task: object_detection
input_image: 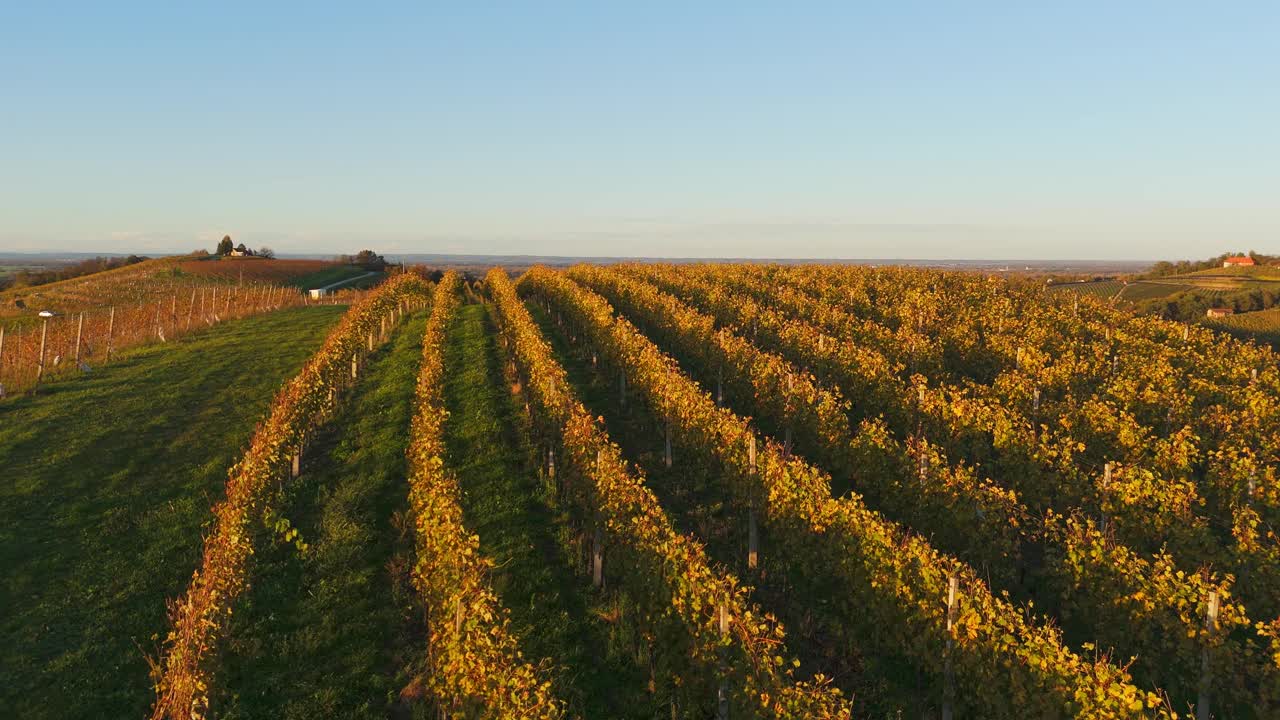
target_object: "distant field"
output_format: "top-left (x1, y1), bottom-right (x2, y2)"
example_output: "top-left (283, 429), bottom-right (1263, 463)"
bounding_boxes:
top-left (174, 257), bottom-right (340, 284)
top-left (1182, 265), bottom-right (1280, 281)
top-left (1046, 279), bottom-right (1124, 299)
top-left (286, 264), bottom-right (373, 290)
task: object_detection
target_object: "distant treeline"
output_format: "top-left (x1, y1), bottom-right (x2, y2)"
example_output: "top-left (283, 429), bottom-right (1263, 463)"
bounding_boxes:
top-left (1144, 251), bottom-right (1280, 278)
top-left (0, 255), bottom-right (149, 291)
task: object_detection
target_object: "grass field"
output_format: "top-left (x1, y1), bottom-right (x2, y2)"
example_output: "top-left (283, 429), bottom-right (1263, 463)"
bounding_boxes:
top-left (0, 305), bottom-right (346, 720)
top-left (287, 265), bottom-right (376, 290)
top-left (215, 309), bottom-right (427, 719)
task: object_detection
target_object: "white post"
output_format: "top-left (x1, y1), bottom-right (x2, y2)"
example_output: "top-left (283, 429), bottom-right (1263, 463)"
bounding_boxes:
top-left (1198, 591), bottom-right (1219, 720)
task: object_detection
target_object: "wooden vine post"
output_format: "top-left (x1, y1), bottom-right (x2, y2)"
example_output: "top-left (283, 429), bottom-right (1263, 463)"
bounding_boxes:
top-left (1101, 461), bottom-right (1112, 532)
top-left (1198, 590), bottom-right (1219, 720)
top-left (36, 314), bottom-right (49, 387)
top-left (105, 307), bottom-right (115, 361)
top-left (942, 574), bottom-right (959, 720)
top-left (592, 526), bottom-right (604, 587)
top-left (73, 313), bottom-right (84, 365)
top-left (291, 451), bottom-right (301, 479)
top-left (748, 434), bottom-right (758, 570)
top-left (717, 601), bottom-right (730, 720)
top-left (664, 423), bottom-right (672, 468)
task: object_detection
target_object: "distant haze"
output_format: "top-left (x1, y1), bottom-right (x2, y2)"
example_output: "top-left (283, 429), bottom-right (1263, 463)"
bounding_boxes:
top-left (2, 4), bottom-right (1276, 260)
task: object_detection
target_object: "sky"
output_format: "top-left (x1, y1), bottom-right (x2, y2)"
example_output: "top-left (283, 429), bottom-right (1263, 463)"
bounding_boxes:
top-left (1, 2), bottom-right (1276, 260)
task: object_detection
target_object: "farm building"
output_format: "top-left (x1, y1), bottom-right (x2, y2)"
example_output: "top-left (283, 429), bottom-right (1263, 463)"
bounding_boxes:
top-left (308, 288), bottom-right (329, 299)
top-left (1206, 307), bottom-right (1235, 318)
top-left (1223, 256), bottom-right (1256, 267)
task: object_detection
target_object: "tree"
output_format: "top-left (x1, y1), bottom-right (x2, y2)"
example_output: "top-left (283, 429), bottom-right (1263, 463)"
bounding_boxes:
top-left (351, 249), bottom-right (386, 270)
top-left (234, 243), bottom-right (252, 256)
top-left (217, 236), bottom-right (234, 256)
top-left (257, 246), bottom-right (276, 259)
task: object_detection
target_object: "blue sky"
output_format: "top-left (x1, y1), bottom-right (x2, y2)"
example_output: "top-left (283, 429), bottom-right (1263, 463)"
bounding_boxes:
top-left (1, 2), bottom-right (1276, 259)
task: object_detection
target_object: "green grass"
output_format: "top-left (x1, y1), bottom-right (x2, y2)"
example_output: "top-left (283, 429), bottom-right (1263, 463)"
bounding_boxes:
top-left (442, 302), bottom-right (655, 718)
top-left (290, 265), bottom-right (371, 290)
top-left (0, 304), bottom-right (346, 720)
top-left (215, 310), bottom-right (429, 719)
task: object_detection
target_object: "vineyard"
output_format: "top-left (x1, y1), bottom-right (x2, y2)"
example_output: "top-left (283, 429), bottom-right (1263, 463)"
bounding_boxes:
top-left (5, 262), bottom-right (1280, 719)
top-left (0, 258), bottom-right (373, 397)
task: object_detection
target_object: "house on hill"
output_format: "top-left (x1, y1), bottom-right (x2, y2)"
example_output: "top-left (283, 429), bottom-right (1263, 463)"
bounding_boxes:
top-left (1223, 256), bottom-right (1256, 268)
top-left (1206, 307), bottom-right (1235, 318)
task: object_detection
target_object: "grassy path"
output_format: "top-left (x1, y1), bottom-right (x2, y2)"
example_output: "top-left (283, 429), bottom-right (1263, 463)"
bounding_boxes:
top-left (441, 302), bottom-right (654, 719)
top-left (0, 305), bottom-right (346, 720)
top-left (215, 311), bottom-right (428, 719)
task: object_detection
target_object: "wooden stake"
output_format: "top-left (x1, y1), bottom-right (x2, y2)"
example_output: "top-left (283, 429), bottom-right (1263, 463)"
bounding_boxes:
top-left (592, 527), bottom-right (603, 587)
top-left (105, 307), bottom-right (115, 360)
top-left (748, 508), bottom-right (758, 570)
top-left (291, 452), bottom-right (301, 478)
top-left (664, 424), bottom-right (672, 468)
top-left (73, 313), bottom-right (84, 365)
top-left (718, 600), bottom-right (730, 719)
top-left (36, 317), bottom-right (49, 386)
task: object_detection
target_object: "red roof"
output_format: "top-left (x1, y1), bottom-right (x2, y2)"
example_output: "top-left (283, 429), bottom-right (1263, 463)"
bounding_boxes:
top-left (1224, 256), bottom-right (1256, 265)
